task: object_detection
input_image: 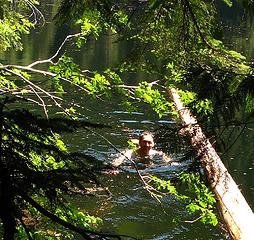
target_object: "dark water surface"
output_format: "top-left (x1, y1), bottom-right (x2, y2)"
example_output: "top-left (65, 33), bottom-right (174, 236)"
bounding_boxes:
top-left (2, 0), bottom-right (254, 239)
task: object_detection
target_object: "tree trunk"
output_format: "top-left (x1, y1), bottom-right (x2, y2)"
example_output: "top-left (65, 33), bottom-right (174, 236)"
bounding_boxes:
top-left (168, 88), bottom-right (254, 240)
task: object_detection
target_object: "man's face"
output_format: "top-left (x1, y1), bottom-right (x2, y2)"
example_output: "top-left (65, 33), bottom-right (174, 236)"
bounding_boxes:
top-left (139, 135), bottom-right (154, 154)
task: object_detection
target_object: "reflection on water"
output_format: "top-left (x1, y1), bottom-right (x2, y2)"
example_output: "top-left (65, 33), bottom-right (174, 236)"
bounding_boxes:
top-left (67, 111), bottom-right (226, 239)
top-left (73, 158), bottom-right (225, 240)
top-left (220, 124), bottom-right (254, 209)
top-left (62, 108), bottom-right (228, 239)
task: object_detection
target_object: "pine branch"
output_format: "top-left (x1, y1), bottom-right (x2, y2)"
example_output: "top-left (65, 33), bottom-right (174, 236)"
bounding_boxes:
top-left (18, 189), bottom-right (137, 240)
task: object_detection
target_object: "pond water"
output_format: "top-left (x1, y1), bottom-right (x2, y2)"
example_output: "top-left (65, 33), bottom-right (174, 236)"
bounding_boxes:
top-left (2, 0), bottom-right (254, 239)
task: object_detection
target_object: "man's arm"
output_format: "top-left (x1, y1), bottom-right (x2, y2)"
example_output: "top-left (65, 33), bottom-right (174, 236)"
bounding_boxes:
top-left (112, 149), bottom-right (133, 167)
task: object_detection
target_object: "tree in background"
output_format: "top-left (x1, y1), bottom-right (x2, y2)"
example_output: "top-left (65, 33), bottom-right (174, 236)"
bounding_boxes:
top-left (53, 0), bottom-right (254, 126)
top-left (1, 0), bottom-right (254, 239)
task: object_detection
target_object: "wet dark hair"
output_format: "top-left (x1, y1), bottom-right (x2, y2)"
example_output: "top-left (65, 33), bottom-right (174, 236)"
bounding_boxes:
top-left (139, 131), bottom-right (154, 142)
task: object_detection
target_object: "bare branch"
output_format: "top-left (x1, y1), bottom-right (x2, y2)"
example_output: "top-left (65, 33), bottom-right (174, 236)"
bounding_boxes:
top-left (0, 65), bottom-right (90, 94)
top-left (27, 33), bottom-right (83, 68)
top-left (29, 85), bottom-right (49, 118)
top-left (23, 0), bottom-right (45, 26)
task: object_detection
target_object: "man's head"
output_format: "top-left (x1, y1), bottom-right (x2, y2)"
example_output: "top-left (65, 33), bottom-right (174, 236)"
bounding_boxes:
top-left (139, 131), bottom-right (155, 155)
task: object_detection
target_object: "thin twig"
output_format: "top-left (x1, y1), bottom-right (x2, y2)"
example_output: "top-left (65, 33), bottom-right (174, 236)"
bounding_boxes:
top-left (184, 215), bottom-right (202, 224)
top-left (29, 85), bottom-right (48, 118)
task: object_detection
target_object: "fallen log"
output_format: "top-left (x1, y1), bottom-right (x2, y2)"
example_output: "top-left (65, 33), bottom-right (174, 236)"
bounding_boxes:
top-left (168, 88), bottom-right (254, 240)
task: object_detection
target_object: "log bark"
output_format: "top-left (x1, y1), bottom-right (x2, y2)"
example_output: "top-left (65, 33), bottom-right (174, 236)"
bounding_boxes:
top-left (168, 88), bottom-right (254, 240)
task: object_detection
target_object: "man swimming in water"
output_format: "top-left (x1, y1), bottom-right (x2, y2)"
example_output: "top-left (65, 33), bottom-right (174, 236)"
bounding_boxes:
top-left (112, 131), bottom-right (171, 167)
